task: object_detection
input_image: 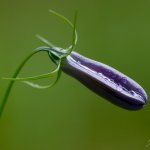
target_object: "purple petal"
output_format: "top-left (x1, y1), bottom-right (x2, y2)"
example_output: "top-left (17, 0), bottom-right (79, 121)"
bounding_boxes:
top-left (61, 51), bottom-right (148, 110)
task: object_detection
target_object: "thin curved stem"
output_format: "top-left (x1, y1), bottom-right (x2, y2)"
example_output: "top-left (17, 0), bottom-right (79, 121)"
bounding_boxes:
top-left (0, 50), bottom-right (46, 117)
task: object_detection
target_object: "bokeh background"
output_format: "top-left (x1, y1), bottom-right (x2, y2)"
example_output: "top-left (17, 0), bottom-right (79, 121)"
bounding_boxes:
top-left (0, 0), bottom-right (150, 150)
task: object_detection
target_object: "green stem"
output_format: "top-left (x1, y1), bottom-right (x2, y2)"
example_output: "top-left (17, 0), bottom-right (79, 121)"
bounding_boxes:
top-left (0, 50), bottom-right (43, 117)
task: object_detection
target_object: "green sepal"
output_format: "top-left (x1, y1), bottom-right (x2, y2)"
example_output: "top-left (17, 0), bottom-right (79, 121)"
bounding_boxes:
top-left (36, 46), bottom-right (68, 65)
top-left (22, 69), bottom-right (61, 89)
top-left (2, 63), bottom-right (60, 81)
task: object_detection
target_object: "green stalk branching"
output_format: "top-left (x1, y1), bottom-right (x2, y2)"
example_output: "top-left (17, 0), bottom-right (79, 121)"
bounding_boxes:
top-left (0, 9), bottom-right (78, 117)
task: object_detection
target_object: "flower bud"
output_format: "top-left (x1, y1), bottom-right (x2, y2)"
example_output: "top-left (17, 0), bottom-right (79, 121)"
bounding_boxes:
top-left (62, 51), bottom-right (148, 110)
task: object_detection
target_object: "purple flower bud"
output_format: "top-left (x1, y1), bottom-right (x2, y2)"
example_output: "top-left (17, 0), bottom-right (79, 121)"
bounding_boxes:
top-left (62, 51), bottom-right (148, 110)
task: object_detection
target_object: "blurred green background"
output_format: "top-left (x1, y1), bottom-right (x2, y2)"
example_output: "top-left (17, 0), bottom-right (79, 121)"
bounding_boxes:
top-left (0, 0), bottom-right (150, 150)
